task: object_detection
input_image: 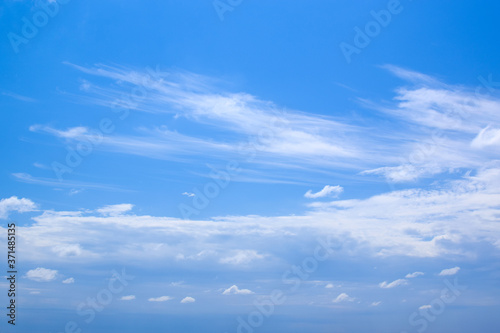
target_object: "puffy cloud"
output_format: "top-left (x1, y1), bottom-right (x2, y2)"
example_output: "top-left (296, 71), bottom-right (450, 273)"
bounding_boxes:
top-left (332, 293), bottom-right (354, 303)
top-left (438, 267), bottom-right (460, 276)
top-left (182, 192), bottom-right (195, 197)
top-left (406, 272), bottom-right (424, 279)
top-left (0, 196), bottom-right (36, 219)
top-left (62, 277), bottom-right (75, 284)
top-left (121, 295), bottom-right (136, 301)
top-left (148, 296), bottom-right (173, 302)
top-left (371, 301), bottom-right (382, 306)
top-left (222, 285), bottom-right (254, 295)
top-left (419, 305), bottom-right (432, 310)
top-left (25, 268), bottom-right (58, 282)
top-left (325, 283), bottom-right (335, 289)
top-left (379, 279), bottom-right (408, 289)
top-left (181, 297), bottom-right (195, 303)
top-left (304, 185), bottom-right (343, 199)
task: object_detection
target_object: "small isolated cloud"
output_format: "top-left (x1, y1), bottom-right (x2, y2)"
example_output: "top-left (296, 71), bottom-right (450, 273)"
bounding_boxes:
top-left (170, 281), bottom-right (184, 286)
top-left (182, 192), bottom-right (195, 197)
top-left (222, 285), bottom-right (254, 295)
top-left (325, 283), bottom-right (335, 289)
top-left (62, 277), bottom-right (75, 284)
top-left (96, 204), bottom-right (133, 216)
top-left (148, 296), bottom-right (173, 302)
top-left (406, 272), bottom-right (425, 279)
top-left (219, 250), bottom-right (265, 265)
top-left (332, 293), bottom-right (354, 303)
top-left (438, 267), bottom-right (460, 276)
top-left (304, 185), bottom-right (343, 199)
top-left (0, 196), bottom-right (37, 219)
top-left (379, 279), bottom-right (408, 289)
top-left (419, 305), bottom-right (432, 310)
top-left (121, 295), bottom-right (136, 301)
top-left (371, 301), bottom-right (382, 307)
top-left (25, 268), bottom-right (58, 282)
top-left (181, 296), bottom-right (195, 303)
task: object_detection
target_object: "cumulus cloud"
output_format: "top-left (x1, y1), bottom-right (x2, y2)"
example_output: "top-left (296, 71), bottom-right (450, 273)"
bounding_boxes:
top-left (0, 196), bottom-right (36, 219)
top-left (148, 296), bottom-right (173, 302)
top-left (304, 185), bottom-right (343, 199)
top-left (121, 295), bottom-right (136, 301)
top-left (182, 192), bottom-right (195, 197)
top-left (419, 305), bottom-right (432, 310)
top-left (332, 293), bottom-right (355, 303)
top-left (97, 204), bottom-right (133, 216)
top-left (62, 277), bottom-right (75, 284)
top-left (25, 268), bottom-right (58, 282)
top-left (181, 297), bottom-right (195, 303)
top-left (222, 285), bottom-right (254, 295)
top-left (406, 272), bottom-right (424, 279)
top-left (379, 279), bottom-right (408, 289)
top-left (438, 267), bottom-right (460, 276)
top-left (325, 283), bottom-right (335, 289)
top-left (371, 301), bottom-right (382, 306)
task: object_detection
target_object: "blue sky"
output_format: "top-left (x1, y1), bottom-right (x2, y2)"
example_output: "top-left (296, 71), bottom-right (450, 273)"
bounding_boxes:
top-left (1, 0), bottom-right (500, 332)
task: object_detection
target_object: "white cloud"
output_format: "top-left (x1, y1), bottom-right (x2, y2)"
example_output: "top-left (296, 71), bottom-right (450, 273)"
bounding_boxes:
top-left (304, 185), bottom-right (343, 199)
top-left (438, 267), bottom-right (460, 276)
top-left (62, 277), bottom-right (75, 284)
top-left (52, 244), bottom-right (83, 257)
top-left (148, 296), bottom-right (173, 302)
top-left (181, 297), bottom-right (195, 303)
top-left (371, 301), bottom-right (382, 306)
top-left (471, 126), bottom-right (500, 148)
top-left (97, 204), bottom-right (134, 216)
top-left (406, 272), bottom-right (424, 279)
top-left (379, 279), bottom-right (408, 289)
top-left (419, 305), bottom-right (432, 310)
top-left (325, 283), bottom-right (335, 289)
top-left (219, 250), bottom-right (265, 265)
top-left (332, 293), bottom-right (354, 303)
top-left (222, 285), bottom-right (254, 295)
top-left (25, 268), bottom-right (58, 282)
top-left (182, 192), bottom-right (195, 197)
top-left (0, 196), bottom-right (36, 219)
top-left (121, 295), bottom-right (136, 301)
